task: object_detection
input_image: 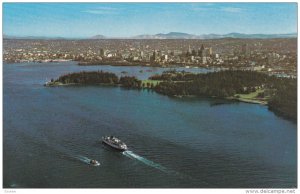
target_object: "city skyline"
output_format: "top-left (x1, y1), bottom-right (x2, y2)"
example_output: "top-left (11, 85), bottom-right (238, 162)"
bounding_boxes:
top-left (3, 3), bottom-right (297, 38)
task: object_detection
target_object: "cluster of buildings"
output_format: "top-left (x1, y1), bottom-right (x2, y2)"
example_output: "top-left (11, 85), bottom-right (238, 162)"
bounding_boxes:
top-left (148, 45), bottom-right (213, 65)
top-left (3, 38), bottom-right (297, 77)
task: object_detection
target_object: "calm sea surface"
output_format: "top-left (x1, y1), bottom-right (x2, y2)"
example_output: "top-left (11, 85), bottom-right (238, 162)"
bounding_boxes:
top-left (3, 62), bottom-right (297, 188)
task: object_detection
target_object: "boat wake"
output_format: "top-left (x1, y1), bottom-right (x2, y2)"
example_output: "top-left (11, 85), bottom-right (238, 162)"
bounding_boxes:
top-left (10, 183), bottom-right (21, 188)
top-left (123, 151), bottom-right (201, 183)
top-left (122, 151), bottom-right (168, 173)
top-left (73, 155), bottom-right (94, 165)
top-left (16, 130), bottom-right (100, 167)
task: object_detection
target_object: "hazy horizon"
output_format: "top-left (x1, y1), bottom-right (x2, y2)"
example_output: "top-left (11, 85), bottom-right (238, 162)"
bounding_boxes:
top-left (3, 3), bottom-right (297, 38)
top-left (3, 31), bottom-right (298, 39)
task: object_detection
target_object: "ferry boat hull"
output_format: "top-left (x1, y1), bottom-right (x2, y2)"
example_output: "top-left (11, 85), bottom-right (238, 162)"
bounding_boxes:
top-left (102, 138), bottom-right (128, 151)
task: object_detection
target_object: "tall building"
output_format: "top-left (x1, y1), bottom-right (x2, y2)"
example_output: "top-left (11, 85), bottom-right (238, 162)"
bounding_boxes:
top-left (140, 51), bottom-right (144, 58)
top-left (198, 44), bottom-right (205, 57)
top-left (188, 45), bottom-right (192, 54)
top-left (202, 57), bottom-right (207, 64)
top-left (163, 54), bottom-right (168, 61)
top-left (151, 50), bottom-right (158, 62)
top-left (99, 48), bottom-right (105, 57)
top-left (209, 47), bottom-right (213, 56)
top-left (241, 44), bottom-right (250, 57)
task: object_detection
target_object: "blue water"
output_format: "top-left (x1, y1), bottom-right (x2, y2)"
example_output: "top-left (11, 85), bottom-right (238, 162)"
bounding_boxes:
top-left (3, 62), bottom-right (297, 188)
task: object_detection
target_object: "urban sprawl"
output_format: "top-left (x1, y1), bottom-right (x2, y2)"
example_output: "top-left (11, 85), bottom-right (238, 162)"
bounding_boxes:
top-left (3, 38), bottom-right (297, 77)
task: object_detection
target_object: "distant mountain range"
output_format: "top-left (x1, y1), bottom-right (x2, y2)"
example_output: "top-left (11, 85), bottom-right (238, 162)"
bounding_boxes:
top-left (130, 32), bottom-right (298, 39)
top-left (4, 32), bottom-right (297, 40)
top-left (131, 32), bottom-right (200, 39)
top-left (90, 35), bottom-right (106, 39)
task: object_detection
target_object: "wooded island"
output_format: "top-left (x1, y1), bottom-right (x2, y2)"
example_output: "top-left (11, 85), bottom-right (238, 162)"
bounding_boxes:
top-left (45, 70), bottom-right (297, 122)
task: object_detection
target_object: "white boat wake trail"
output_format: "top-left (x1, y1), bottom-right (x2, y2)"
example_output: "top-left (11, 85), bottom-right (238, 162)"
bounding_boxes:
top-left (123, 151), bottom-right (168, 173)
top-left (123, 150), bottom-right (205, 184)
top-left (73, 155), bottom-right (92, 165)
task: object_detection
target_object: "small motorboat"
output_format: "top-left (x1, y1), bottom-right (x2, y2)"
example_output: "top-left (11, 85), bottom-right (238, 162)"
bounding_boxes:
top-left (90, 159), bottom-right (100, 166)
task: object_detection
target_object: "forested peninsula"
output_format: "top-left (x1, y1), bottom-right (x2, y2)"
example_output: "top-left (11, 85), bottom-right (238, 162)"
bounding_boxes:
top-left (45, 70), bottom-right (297, 122)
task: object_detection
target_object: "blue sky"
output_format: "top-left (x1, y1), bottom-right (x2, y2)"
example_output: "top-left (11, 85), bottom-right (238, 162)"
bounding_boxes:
top-left (3, 3), bottom-right (297, 38)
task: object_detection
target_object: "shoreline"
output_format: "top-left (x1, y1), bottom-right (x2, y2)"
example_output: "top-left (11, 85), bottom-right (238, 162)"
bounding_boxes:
top-left (173, 94), bottom-right (267, 105)
top-left (226, 96), bottom-right (268, 105)
top-left (45, 81), bottom-right (267, 106)
top-left (44, 82), bottom-right (117, 87)
top-left (77, 60), bottom-right (213, 68)
top-left (4, 61), bottom-right (296, 79)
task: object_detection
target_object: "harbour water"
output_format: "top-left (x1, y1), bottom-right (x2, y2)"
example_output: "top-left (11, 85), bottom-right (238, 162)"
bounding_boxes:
top-left (3, 62), bottom-right (297, 188)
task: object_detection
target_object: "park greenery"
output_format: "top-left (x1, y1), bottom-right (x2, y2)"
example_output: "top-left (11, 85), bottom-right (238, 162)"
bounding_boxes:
top-left (55, 71), bottom-right (119, 85)
top-left (47, 70), bottom-right (297, 122)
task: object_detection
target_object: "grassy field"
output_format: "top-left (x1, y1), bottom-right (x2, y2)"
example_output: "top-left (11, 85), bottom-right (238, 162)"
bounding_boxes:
top-left (230, 88), bottom-right (269, 105)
